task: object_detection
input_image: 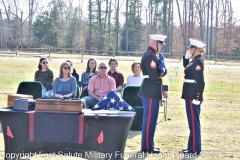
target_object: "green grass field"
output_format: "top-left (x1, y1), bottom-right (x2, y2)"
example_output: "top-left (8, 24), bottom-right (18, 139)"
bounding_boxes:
top-left (0, 53), bottom-right (240, 160)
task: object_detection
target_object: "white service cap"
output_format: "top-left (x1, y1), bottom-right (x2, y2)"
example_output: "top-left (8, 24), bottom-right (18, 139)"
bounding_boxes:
top-left (188, 39), bottom-right (206, 49)
top-left (149, 34), bottom-right (167, 44)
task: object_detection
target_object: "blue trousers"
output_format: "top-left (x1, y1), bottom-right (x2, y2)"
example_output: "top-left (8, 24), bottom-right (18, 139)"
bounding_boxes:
top-left (185, 100), bottom-right (202, 153)
top-left (141, 97), bottom-right (160, 150)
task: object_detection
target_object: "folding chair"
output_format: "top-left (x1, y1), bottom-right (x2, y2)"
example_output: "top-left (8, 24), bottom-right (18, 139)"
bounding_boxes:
top-left (75, 85), bottom-right (80, 99)
top-left (162, 85), bottom-right (168, 121)
top-left (122, 86), bottom-right (143, 131)
top-left (17, 81), bottom-right (43, 100)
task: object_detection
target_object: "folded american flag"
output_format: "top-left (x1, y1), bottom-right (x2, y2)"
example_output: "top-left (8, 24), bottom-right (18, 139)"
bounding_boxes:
top-left (159, 53), bottom-right (167, 74)
top-left (91, 90), bottom-right (135, 111)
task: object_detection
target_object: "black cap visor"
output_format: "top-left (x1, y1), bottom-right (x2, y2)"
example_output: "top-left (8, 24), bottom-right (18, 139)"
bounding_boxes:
top-left (187, 45), bottom-right (197, 49)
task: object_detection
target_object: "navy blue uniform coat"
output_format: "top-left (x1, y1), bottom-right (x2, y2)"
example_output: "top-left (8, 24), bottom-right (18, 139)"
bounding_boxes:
top-left (138, 47), bottom-right (162, 99)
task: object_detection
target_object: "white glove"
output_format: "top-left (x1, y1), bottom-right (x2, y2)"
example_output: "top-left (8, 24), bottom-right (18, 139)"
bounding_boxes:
top-left (185, 49), bottom-right (191, 59)
top-left (192, 99), bottom-right (201, 105)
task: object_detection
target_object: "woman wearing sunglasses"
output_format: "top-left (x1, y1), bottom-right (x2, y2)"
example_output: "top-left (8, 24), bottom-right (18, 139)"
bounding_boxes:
top-left (34, 57), bottom-right (54, 98)
top-left (53, 62), bottom-right (77, 99)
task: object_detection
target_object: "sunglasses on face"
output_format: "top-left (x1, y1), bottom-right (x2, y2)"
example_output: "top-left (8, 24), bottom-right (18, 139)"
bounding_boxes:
top-left (63, 66), bottom-right (71, 70)
top-left (42, 61), bottom-right (48, 64)
top-left (99, 66), bottom-right (107, 69)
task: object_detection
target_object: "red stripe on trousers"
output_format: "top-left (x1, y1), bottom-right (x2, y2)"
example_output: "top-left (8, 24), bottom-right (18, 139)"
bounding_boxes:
top-left (78, 115), bottom-right (84, 144)
top-left (146, 98), bottom-right (152, 150)
top-left (190, 100), bottom-right (196, 152)
top-left (29, 112), bottom-right (34, 142)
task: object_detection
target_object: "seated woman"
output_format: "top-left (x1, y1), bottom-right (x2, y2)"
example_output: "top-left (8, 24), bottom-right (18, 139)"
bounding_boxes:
top-left (81, 58), bottom-right (99, 89)
top-left (126, 62), bottom-right (144, 86)
top-left (34, 57), bottom-right (54, 98)
top-left (80, 58), bottom-right (98, 98)
top-left (53, 62), bottom-right (77, 99)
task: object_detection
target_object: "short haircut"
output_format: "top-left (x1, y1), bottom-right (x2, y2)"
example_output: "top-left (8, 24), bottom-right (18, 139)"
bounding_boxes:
top-left (108, 59), bottom-right (118, 65)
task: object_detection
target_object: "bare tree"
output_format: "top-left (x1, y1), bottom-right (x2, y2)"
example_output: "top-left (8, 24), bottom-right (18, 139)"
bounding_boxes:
top-left (176, 0), bottom-right (185, 47)
top-left (125, 0), bottom-right (129, 52)
top-left (1, 0), bottom-right (11, 23)
top-left (28, 0), bottom-right (38, 48)
top-left (8, 0), bottom-right (30, 48)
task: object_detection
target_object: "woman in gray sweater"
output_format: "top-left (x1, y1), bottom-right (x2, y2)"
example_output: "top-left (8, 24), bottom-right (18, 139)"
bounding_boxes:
top-left (53, 62), bottom-right (77, 99)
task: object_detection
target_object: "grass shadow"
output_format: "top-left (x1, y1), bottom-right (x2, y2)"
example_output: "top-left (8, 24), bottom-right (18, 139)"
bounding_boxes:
top-left (127, 130), bottom-right (142, 139)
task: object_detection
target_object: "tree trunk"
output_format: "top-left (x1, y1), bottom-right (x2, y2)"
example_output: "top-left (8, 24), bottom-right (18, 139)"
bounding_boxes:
top-left (97, 0), bottom-right (103, 53)
top-left (88, 0), bottom-right (92, 54)
top-left (28, 0), bottom-right (36, 48)
top-left (184, 0), bottom-right (187, 50)
top-left (108, 0), bottom-right (111, 53)
top-left (209, 0), bottom-right (214, 58)
top-left (132, 0), bottom-right (136, 51)
top-left (115, 0), bottom-right (119, 54)
top-left (176, 0), bottom-right (184, 45)
top-left (163, 0), bottom-right (167, 53)
top-left (1, 0), bottom-right (10, 23)
top-left (206, 0), bottom-right (210, 58)
top-left (125, 0), bottom-right (129, 52)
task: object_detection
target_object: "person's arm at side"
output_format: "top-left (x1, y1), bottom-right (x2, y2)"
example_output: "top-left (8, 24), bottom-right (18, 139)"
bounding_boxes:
top-left (81, 72), bottom-right (88, 87)
top-left (109, 77), bottom-right (116, 91)
top-left (46, 70), bottom-right (54, 90)
top-left (126, 75), bottom-right (130, 86)
top-left (34, 71), bottom-right (38, 81)
top-left (87, 76), bottom-right (101, 101)
top-left (53, 78), bottom-right (62, 98)
top-left (116, 73), bottom-right (124, 91)
top-left (192, 59), bottom-right (205, 102)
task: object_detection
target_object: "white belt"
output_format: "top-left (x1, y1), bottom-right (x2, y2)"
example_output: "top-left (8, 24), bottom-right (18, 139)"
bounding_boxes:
top-left (143, 75), bottom-right (149, 78)
top-left (184, 79), bottom-right (196, 83)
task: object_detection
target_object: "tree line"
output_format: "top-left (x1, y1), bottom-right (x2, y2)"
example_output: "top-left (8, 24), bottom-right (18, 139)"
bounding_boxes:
top-left (0, 0), bottom-right (239, 58)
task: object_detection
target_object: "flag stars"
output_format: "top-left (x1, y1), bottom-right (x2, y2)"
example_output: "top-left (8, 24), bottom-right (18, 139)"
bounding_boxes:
top-left (128, 106), bottom-right (133, 110)
top-left (119, 106), bottom-right (124, 110)
top-left (119, 98), bottom-right (124, 103)
top-left (91, 90), bottom-right (135, 111)
top-left (103, 96), bottom-right (108, 100)
top-left (93, 104), bottom-right (99, 109)
top-left (110, 98), bottom-right (116, 104)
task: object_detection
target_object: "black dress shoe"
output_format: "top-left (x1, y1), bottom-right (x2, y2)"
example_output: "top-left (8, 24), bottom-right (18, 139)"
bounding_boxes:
top-left (142, 148), bottom-right (160, 154)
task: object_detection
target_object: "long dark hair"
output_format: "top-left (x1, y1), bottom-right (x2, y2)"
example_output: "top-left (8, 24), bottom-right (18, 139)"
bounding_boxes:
top-left (38, 58), bottom-right (48, 70)
top-left (86, 58), bottom-right (97, 73)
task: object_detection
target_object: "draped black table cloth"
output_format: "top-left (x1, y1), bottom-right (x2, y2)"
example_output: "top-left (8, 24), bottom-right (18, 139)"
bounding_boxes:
top-left (0, 107), bottom-right (135, 160)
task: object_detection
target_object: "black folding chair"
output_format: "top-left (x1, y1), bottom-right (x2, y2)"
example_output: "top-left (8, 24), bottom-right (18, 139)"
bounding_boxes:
top-left (17, 81), bottom-right (43, 100)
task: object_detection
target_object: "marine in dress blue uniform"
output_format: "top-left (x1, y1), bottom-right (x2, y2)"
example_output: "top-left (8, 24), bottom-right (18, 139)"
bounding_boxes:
top-left (138, 34), bottom-right (167, 154)
top-left (181, 39), bottom-right (206, 155)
